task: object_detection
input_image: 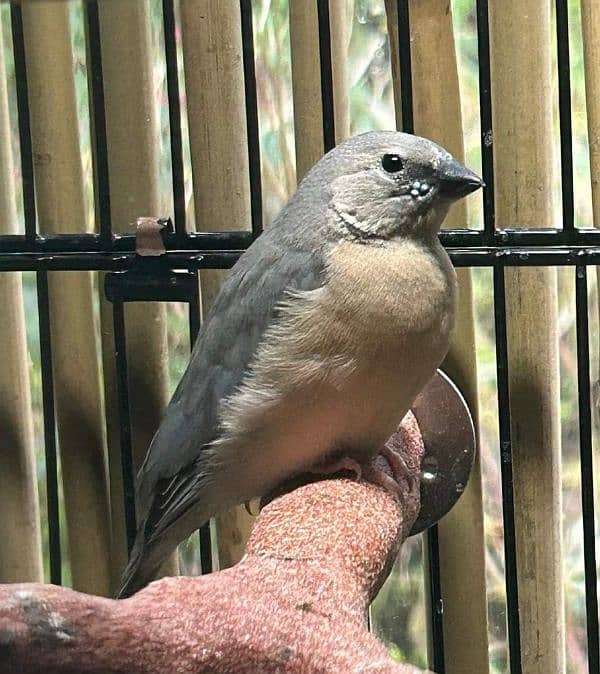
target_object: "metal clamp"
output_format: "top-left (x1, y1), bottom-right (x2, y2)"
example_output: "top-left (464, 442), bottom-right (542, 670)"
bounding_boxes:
top-left (104, 217), bottom-right (198, 303)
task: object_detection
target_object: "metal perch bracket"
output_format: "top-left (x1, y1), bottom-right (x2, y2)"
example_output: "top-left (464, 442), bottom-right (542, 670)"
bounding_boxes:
top-left (409, 369), bottom-right (476, 535)
top-left (104, 216), bottom-right (198, 303)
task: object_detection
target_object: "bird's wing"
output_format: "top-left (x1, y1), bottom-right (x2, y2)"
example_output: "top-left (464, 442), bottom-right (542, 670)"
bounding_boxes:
top-left (135, 231), bottom-right (328, 532)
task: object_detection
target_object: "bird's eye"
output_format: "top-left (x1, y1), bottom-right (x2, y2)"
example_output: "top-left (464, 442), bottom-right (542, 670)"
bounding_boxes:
top-left (381, 153), bottom-right (404, 173)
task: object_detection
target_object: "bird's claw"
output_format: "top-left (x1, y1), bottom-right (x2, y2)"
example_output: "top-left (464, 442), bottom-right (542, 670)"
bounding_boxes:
top-left (362, 444), bottom-right (419, 501)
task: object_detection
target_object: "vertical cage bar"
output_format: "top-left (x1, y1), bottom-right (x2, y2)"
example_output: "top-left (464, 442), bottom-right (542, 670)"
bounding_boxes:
top-left (316, 0), bottom-right (335, 152)
top-left (574, 265), bottom-right (600, 673)
top-left (188, 276), bottom-right (212, 574)
top-left (240, 0), bottom-right (263, 237)
top-left (9, 4), bottom-right (36, 242)
top-left (475, 0), bottom-right (495, 239)
top-left (188, 276), bottom-right (201, 343)
top-left (555, 0), bottom-right (575, 234)
top-left (37, 270), bottom-right (61, 585)
top-left (83, 0), bottom-right (112, 246)
top-left (112, 301), bottom-right (137, 554)
top-left (396, 0), bottom-right (413, 134)
top-left (162, 0), bottom-right (186, 238)
top-left (426, 525), bottom-right (445, 673)
top-left (493, 264), bottom-right (522, 674)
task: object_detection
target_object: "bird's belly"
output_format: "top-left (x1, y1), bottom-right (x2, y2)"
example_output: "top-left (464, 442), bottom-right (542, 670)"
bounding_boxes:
top-left (237, 343), bottom-right (441, 497)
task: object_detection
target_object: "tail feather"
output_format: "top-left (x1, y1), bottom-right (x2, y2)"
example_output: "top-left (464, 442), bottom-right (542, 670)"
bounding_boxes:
top-left (117, 503), bottom-right (216, 598)
top-left (116, 522), bottom-right (165, 599)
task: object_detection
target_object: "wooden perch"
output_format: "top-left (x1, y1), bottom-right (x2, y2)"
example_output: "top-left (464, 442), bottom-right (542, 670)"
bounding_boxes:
top-left (0, 413), bottom-right (429, 674)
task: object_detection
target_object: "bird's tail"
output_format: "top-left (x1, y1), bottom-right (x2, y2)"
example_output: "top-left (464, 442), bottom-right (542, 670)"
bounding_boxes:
top-left (116, 522), bottom-right (166, 599)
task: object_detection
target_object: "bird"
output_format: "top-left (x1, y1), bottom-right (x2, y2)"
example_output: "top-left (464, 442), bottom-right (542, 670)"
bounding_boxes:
top-left (118, 130), bottom-right (482, 598)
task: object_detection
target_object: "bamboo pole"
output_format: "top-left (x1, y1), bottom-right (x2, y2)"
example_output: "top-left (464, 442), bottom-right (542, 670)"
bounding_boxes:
top-left (179, 0), bottom-right (256, 568)
top-left (0, 24), bottom-right (42, 584)
top-left (96, 0), bottom-right (176, 590)
top-left (20, 2), bottom-right (111, 596)
top-left (582, 1), bottom-right (600, 229)
top-left (489, 2), bottom-right (565, 672)
top-left (289, 0), bottom-right (352, 181)
top-left (581, 1), bottom-right (600, 412)
top-left (384, 2), bottom-right (489, 671)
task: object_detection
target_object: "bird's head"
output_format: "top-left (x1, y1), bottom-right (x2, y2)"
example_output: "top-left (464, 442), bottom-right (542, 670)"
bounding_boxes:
top-left (303, 131), bottom-right (483, 243)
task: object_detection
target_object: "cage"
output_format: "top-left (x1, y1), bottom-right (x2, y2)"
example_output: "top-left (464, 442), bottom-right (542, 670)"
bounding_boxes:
top-left (0, 1), bottom-right (598, 673)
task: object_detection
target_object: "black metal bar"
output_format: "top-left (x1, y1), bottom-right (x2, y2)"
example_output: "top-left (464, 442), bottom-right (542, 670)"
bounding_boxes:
top-left (112, 301), bottom-right (137, 554)
top-left (574, 265), bottom-right (600, 673)
top-left (0, 251), bottom-right (236, 272)
top-left (475, 0), bottom-right (495, 240)
top-left (395, 0), bottom-right (442, 663)
top-left (162, 0), bottom-right (186, 238)
top-left (187, 278), bottom-right (212, 574)
top-left (426, 525), bottom-right (445, 673)
top-left (10, 4), bottom-right (36, 242)
top-left (555, 0), bottom-right (575, 234)
top-left (13, 244), bottom-right (600, 271)
top-left (13, 225), bottom-right (600, 256)
top-left (240, 0), bottom-right (263, 237)
top-left (0, 230), bottom-right (253, 253)
top-left (36, 271), bottom-right (61, 585)
top-left (396, 0), bottom-right (414, 134)
top-left (83, 1), bottom-right (112, 247)
top-left (316, 0), bottom-right (335, 151)
top-left (188, 273), bottom-right (201, 343)
top-left (493, 266), bottom-right (522, 674)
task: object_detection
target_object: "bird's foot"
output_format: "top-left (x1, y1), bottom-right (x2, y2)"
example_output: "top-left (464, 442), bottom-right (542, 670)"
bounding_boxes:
top-left (362, 443), bottom-right (419, 501)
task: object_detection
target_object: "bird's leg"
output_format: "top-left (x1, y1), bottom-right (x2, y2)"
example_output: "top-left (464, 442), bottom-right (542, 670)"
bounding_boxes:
top-left (307, 455), bottom-right (363, 481)
top-left (362, 443), bottom-right (419, 501)
top-left (257, 456), bottom-right (363, 512)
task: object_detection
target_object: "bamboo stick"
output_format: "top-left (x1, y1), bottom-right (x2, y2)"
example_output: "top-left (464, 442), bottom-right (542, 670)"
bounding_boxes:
top-left (582, 1), bottom-right (600, 229)
top-left (489, 2), bottom-right (565, 672)
top-left (179, 0), bottom-right (255, 568)
top-left (580, 1), bottom-right (600, 416)
top-left (384, 2), bottom-right (489, 670)
top-left (20, 1), bottom-right (111, 596)
top-left (96, 0), bottom-right (176, 590)
top-left (0, 24), bottom-right (42, 584)
top-left (289, 0), bottom-right (352, 181)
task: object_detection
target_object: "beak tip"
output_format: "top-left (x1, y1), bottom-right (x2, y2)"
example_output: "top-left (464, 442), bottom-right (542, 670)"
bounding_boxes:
top-left (439, 161), bottom-right (484, 199)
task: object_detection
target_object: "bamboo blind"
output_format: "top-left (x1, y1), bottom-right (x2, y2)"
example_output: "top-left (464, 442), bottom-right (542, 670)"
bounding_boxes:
top-left (489, 2), bottom-right (565, 672)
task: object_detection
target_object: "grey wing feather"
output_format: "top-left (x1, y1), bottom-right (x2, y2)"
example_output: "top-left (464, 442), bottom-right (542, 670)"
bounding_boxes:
top-left (135, 227), bottom-right (328, 533)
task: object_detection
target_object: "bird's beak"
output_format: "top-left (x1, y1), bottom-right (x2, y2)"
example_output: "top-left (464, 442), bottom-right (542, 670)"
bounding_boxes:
top-left (438, 157), bottom-right (484, 199)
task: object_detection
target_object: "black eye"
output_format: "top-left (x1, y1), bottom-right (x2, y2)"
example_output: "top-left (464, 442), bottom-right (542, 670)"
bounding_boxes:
top-left (381, 153), bottom-right (404, 173)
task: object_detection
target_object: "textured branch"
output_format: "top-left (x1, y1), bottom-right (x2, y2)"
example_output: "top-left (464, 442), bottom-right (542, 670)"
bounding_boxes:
top-left (1, 413), bottom-right (429, 674)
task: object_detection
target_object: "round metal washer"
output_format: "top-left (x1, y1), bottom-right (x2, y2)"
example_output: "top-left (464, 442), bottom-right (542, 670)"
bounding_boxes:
top-left (408, 369), bottom-right (476, 536)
